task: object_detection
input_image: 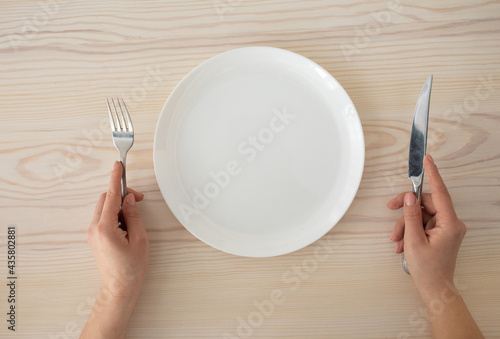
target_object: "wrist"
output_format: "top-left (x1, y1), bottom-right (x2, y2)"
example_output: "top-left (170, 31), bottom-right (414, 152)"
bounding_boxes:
top-left (98, 284), bottom-right (142, 310)
top-left (416, 278), bottom-right (460, 307)
top-left (81, 286), bottom-right (141, 339)
top-left (101, 275), bottom-right (144, 300)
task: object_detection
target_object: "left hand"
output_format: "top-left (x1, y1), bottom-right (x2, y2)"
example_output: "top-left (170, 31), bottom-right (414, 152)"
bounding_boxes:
top-left (87, 161), bottom-right (150, 300)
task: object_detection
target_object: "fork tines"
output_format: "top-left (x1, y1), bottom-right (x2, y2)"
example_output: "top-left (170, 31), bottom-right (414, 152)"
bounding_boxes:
top-left (106, 97), bottom-right (133, 132)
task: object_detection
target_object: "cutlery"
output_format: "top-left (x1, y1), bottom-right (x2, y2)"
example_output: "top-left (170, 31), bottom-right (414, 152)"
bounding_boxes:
top-left (403, 75), bottom-right (433, 274)
top-left (107, 97), bottom-right (134, 230)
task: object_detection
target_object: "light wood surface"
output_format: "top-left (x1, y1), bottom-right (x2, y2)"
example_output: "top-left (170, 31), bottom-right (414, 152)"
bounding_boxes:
top-left (1, 0), bottom-right (499, 338)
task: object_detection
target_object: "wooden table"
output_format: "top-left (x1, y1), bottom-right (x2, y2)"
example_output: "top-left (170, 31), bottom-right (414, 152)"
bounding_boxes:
top-left (1, 1), bottom-right (499, 338)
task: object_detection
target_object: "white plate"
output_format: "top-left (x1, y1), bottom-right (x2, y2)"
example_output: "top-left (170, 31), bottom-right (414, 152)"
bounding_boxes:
top-left (154, 47), bottom-right (364, 257)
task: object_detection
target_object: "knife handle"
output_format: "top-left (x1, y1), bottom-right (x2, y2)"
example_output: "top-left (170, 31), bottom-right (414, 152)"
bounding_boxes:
top-left (403, 174), bottom-right (425, 275)
top-left (412, 179), bottom-right (423, 203)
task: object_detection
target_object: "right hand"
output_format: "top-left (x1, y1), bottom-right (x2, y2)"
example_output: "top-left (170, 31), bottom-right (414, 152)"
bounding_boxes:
top-left (387, 154), bottom-right (467, 301)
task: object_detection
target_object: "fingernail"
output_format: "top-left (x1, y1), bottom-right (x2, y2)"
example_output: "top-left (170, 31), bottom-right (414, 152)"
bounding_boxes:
top-left (394, 243), bottom-right (399, 253)
top-left (427, 154), bottom-right (434, 164)
top-left (404, 193), bottom-right (417, 206)
top-left (390, 229), bottom-right (395, 240)
top-left (113, 161), bottom-right (119, 169)
top-left (126, 194), bottom-right (136, 205)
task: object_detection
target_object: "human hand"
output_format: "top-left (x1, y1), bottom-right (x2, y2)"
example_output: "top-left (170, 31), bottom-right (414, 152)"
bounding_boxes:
top-left (87, 161), bottom-right (150, 300)
top-left (82, 161), bottom-right (149, 339)
top-left (387, 154), bottom-right (467, 302)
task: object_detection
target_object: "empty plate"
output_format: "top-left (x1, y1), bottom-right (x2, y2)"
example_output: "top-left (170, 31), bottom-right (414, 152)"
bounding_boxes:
top-left (154, 46), bottom-right (364, 257)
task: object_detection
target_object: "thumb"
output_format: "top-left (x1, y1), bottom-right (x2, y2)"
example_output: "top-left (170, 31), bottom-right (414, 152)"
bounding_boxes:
top-left (123, 193), bottom-right (146, 241)
top-left (403, 192), bottom-right (427, 246)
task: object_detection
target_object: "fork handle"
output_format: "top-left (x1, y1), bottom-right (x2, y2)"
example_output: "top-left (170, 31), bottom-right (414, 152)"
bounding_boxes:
top-left (120, 155), bottom-right (128, 201)
top-left (119, 155), bottom-right (127, 231)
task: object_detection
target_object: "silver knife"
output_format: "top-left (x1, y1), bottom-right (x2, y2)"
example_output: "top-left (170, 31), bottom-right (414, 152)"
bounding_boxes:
top-left (402, 75), bottom-right (433, 275)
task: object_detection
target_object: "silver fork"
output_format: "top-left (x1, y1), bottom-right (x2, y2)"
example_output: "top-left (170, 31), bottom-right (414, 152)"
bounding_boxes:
top-left (107, 98), bottom-right (134, 228)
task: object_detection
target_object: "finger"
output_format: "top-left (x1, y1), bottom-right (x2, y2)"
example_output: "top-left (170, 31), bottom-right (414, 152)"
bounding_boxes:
top-left (127, 187), bottom-right (144, 202)
top-left (91, 193), bottom-right (107, 226)
top-left (387, 192), bottom-right (406, 210)
top-left (101, 161), bottom-right (123, 226)
top-left (122, 193), bottom-right (148, 245)
top-left (391, 216), bottom-right (405, 242)
top-left (395, 238), bottom-right (404, 254)
top-left (424, 155), bottom-right (457, 218)
top-left (421, 193), bottom-right (437, 215)
top-left (388, 191), bottom-right (436, 212)
top-left (391, 209), bottom-right (434, 243)
top-left (425, 216), bottom-right (437, 232)
top-left (422, 210), bottom-right (433, 225)
top-left (403, 192), bottom-right (427, 245)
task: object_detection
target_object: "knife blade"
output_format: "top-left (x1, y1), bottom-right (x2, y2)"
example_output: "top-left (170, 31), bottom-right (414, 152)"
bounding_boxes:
top-left (403, 75), bottom-right (433, 275)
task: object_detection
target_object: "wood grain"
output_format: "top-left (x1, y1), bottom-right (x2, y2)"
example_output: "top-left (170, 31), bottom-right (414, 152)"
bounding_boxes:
top-left (0, 0), bottom-right (499, 338)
